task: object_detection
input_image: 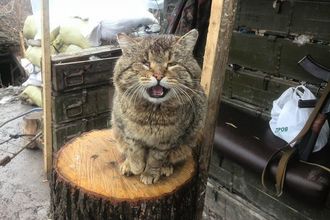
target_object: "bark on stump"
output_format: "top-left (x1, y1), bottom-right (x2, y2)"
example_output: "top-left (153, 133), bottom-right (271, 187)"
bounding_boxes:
top-left (51, 129), bottom-right (197, 220)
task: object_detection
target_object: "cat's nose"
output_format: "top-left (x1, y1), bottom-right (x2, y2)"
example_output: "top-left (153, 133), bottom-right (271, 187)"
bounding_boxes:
top-left (153, 72), bottom-right (163, 81)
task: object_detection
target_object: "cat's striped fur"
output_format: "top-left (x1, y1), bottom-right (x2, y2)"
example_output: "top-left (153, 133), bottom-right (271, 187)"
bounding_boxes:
top-left (111, 29), bottom-right (207, 184)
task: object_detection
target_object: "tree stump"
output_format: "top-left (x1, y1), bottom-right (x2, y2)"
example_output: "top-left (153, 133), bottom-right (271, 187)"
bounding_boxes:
top-left (51, 129), bottom-right (197, 220)
top-left (22, 111), bottom-right (43, 149)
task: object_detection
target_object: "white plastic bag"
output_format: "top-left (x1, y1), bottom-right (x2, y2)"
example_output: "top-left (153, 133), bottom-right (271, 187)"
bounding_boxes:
top-left (269, 85), bottom-right (329, 152)
top-left (22, 72), bottom-right (42, 87)
top-left (88, 4), bottom-right (158, 45)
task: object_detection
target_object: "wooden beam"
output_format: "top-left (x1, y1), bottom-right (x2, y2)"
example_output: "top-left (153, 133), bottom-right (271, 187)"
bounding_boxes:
top-left (19, 31), bottom-right (26, 57)
top-left (196, 0), bottom-right (238, 218)
top-left (41, 0), bottom-right (52, 175)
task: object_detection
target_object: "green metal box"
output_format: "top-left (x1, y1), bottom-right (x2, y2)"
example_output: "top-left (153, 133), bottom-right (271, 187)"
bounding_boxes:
top-left (52, 112), bottom-right (111, 151)
top-left (52, 85), bottom-right (114, 124)
top-left (52, 56), bottom-right (118, 93)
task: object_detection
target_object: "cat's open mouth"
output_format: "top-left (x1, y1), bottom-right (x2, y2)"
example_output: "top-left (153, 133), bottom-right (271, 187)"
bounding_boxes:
top-left (147, 85), bottom-right (169, 98)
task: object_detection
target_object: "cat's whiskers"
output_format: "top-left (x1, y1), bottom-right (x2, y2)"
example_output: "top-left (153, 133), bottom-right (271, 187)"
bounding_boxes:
top-left (171, 88), bottom-right (184, 105)
top-left (128, 84), bottom-right (142, 105)
top-left (177, 86), bottom-right (194, 105)
top-left (178, 86), bottom-right (200, 114)
top-left (121, 83), bottom-right (142, 106)
top-left (132, 85), bottom-right (144, 106)
top-left (121, 84), bottom-right (139, 102)
top-left (172, 85), bottom-right (196, 113)
top-left (120, 86), bottom-right (133, 102)
top-left (164, 81), bottom-right (193, 106)
top-left (178, 83), bottom-right (204, 98)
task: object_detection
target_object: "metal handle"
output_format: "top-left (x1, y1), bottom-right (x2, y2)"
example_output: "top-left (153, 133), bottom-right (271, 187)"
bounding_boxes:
top-left (65, 101), bottom-right (83, 118)
top-left (64, 69), bottom-right (84, 87)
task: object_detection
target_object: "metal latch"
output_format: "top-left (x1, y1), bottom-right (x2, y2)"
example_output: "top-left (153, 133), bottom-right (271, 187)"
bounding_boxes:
top-left (65, 101), bottom-right (83, 118)
top-left (64, 90), bottom-right (88, 118)
top-left (63, 64), bottom-right (91, 87)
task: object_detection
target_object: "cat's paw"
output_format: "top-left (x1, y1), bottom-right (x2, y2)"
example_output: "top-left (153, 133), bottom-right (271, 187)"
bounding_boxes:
top-left (168, 145), bottom-right (190, 164)
top-left (161, 165), bottom-right (173, 177)
top-left (130, 160), bottom-right (145, 175)
top-left (140, 170), bottom-right (161, 184)
top-left (119, 160), bottom-right (132, 176)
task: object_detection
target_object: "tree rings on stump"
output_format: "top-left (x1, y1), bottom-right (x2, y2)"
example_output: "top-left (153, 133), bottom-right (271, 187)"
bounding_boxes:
top-left (51, 129), bottom-right (197, 220)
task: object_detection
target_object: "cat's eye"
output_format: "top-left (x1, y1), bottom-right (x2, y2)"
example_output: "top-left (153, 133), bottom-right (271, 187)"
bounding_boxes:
top-left (142, 60), bottom-right (150, 67)
top-left (167, 62), bottom-right (177, 68)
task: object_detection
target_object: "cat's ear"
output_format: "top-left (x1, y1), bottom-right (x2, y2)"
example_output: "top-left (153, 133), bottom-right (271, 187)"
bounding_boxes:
top-left (117, 33), bottom-right (137, 54)
top-left (176, 29), bottom-right (199, 51)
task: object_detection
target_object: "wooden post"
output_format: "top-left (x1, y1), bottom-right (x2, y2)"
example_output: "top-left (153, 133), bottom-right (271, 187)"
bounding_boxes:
top-left (19, 31), bottom-right (26, 57)
top-left (51, 130), bottom-right (197, 219)
top-left (41, 0), bottom-right (53, 174)
top-left (196, 0), bottom-right (238, 218)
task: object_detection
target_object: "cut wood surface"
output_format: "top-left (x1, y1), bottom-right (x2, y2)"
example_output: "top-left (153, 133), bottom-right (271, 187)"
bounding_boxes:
top-left (22, 111), bottom-right (42, 149)
top-left (51, 129), bottom-right (197, 219)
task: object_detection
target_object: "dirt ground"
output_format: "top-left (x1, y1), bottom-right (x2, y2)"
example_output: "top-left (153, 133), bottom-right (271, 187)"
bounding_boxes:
top-left (0, 87), bottom-right (49, 220)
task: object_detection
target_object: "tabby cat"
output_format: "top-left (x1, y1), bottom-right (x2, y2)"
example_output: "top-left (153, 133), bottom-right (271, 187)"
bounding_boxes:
top-left (111, 29), bottom-right (207, 184)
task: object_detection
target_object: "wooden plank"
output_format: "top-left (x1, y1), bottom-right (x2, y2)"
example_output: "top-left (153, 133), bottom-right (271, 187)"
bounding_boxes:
top-left (196, 0), bottom-right (238, 219)
top-left (19, 31), bottom-right (26, 56)
top-left (41, 0), bottom-right (52, 174)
